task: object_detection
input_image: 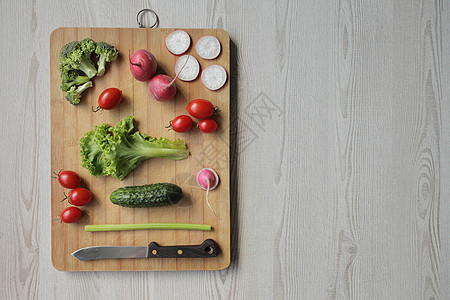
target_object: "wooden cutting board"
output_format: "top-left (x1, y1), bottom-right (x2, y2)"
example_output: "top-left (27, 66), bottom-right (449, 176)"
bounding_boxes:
top-left (50, 27), bottom-right (230, 271)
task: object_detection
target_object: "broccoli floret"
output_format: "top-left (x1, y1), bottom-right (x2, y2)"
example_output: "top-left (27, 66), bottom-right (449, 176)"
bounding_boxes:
top-left (65, 81), bottom-right (93, 105)
top-left (95, 42), bottom-right (119, 76)
top-left (59, 40), bottom-right (97, 78)
top-left (60, 69), bottom-right (90, 91)
top-left (80, 116), bottom-right (189, 180)
top-left (80, 38), bottom-right (96, 54)
top-left (58, 38), bottom-right (120, 105)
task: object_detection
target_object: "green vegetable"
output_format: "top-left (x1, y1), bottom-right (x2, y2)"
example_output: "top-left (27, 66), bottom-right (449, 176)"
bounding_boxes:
top-left (110, 183), bottom-right (184, 207)
top-left (60, 69), bottom-right (90, 92)
top-left (59, 40), bottom-right (97, 79)
top-left (95, 42), bottom-right (119, 76)
top-left (80, 116), bottom-right (189, 180)
top-left (64, 81), bottom-right (93, 104)
top-left (85, 223), bottom-right (211, 232)
top-left (58, 38), bottom-right (119, 104)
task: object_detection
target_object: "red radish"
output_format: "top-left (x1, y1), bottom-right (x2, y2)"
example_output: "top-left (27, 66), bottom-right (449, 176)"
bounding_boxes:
top-left (196, 36), bottom-right (221, 60)
top-left (196, 168), bottom-right (219, 190)
top-left (201, 64), bottom-right (227, 91)
top-left (165, 30), bottom-right (191, 55)
top-left (148, 56), bottom-right (190, 101)
top-left (129, 49), bottom-right (157, 81)
top-left (175, 55), bottom-right (200, 82)
top-left (148, 75), bottom-right (177, 101)
top-left (196, 168), bottom-right (221, 220)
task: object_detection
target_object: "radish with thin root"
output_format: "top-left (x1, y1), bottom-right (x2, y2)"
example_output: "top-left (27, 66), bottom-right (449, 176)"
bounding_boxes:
top-left (165, 30), bottom-right (191, 55)
top-left (195, 36), bottom-right (221, 60)
top-left (148, 56), bottom-right (190, 101)
top-left (201, 64), bottom-right (227, 91)
top-left (129, 49), bottom-right (157, 81)
top-left (174, 55), bottom-right (200, 82)
top-left (196, 168), bottom-right (221, 221)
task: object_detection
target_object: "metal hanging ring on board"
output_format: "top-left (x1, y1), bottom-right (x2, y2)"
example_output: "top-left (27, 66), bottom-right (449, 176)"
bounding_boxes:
top-left (136, 9), bottom-right (159, 28)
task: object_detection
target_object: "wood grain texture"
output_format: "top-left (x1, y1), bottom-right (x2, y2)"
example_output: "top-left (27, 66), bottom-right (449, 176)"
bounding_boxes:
top-left (50, 27), bottom-right (230, 271)
top-left (1, 0), bottom-right (449, 298)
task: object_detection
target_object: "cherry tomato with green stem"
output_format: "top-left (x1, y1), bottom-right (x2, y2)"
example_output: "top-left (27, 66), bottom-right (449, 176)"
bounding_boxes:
top-left (198, 119), bottom-right (218, 133)
top-left (93, 88), bottom-right (122, 112)
top-left (187, 99), bottom-right (216, 119)
top-left (60, 207), bottom-right (82, 223)
top-left (53, 170), bottom-right (81, 189)
top-left (65, 188), bottom-right (92, 206)
top-left (167, 115), bottom-right (193, 132)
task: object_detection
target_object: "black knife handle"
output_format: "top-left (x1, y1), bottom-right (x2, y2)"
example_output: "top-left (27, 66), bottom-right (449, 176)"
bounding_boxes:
top-left (146, 239), bottom-right (219, 258)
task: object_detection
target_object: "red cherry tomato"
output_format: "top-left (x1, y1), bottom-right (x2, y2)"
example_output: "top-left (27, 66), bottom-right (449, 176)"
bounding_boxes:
top-left (98, 88), bottom-right (122, 110)
top-left (55, 170), bottom-right (81, 189)
top-left (67, 188), bottom-right (92, 206)
top-left (186, 99), bottom-right (215, 119)
top-left (60, 207), bottom-right (82, 223)
top-left (169, 115), bottom-right (193, 132)
top-left (198, 119), bottom-right (218, 133)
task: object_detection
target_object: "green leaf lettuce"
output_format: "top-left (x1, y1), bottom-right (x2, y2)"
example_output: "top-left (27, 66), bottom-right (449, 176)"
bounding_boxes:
top-left (80, 116), bottom-right (189, 180)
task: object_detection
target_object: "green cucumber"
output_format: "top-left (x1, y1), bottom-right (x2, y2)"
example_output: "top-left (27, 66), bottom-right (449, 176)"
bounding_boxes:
top-left (110, 183), bottom-right (183, 208)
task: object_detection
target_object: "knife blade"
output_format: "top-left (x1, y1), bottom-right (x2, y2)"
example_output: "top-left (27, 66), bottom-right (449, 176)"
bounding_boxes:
top-left (72, 239), bottom-right (219, 261)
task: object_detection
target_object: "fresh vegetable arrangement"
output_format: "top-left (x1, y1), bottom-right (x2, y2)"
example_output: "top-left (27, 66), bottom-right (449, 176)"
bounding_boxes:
top-left (168, 99), bottom-right (219, 134)
top-left (53, 30), bottom-right (228, 253)
top-left (128, 48), bottom-right (190, 102)
top-left (58, 38), bottom-right (118, 104)
top-left (80, 116), bottom-right (189, 180)
top-left (53, 169), bottom-right (95, 223)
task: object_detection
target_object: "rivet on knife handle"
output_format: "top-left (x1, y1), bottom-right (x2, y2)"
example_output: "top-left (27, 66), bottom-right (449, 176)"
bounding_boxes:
top-left (147, 239), bottom-right (218, 258)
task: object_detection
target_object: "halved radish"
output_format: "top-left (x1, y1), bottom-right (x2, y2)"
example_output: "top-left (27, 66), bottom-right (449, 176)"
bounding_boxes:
top-left (196, 36), bottom-right (221, 60)
top-left (165, 30), bottom-right (191, 55)
top-left (201, 65), bottom-right (227, 91)
top-left (175, 55), bottom-right (200, 81)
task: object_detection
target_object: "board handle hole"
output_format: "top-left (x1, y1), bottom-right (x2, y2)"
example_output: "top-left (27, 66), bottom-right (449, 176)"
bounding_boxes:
top-left (205, 246), bottom-right (214, 255)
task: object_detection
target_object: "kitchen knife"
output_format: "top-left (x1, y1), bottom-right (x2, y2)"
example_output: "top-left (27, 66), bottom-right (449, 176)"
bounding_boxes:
top-left (72, 239), bottom-right (218, 261)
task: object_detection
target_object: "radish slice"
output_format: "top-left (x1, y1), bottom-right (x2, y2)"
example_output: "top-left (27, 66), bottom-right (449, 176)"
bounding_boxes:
top-left (201, 65), bottom-right (227, 91)
top-left (165, 30), bottom-right (191, 55)
top-left (195, 36), bottom-right (221, 60)
top-left (175, 55), bottom-right (200, 81)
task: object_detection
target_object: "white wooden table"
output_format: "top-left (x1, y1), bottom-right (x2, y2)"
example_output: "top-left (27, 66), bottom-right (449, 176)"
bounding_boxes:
top-left (1, 0), bottom-right (449, 299)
